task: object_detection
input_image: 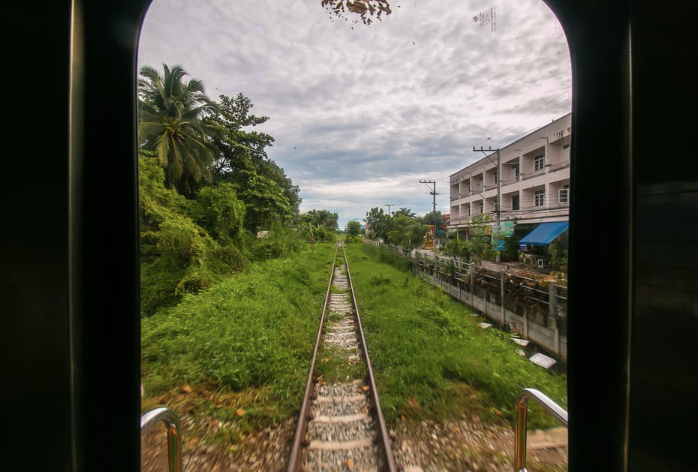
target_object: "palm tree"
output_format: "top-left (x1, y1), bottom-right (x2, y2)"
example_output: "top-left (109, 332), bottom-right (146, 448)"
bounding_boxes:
top-left (137, 64), bottom-right (220, 195)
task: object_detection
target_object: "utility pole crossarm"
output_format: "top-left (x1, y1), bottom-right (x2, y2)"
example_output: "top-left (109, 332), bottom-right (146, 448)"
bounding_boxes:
top-left (419, 179), bottom-right (438, 217)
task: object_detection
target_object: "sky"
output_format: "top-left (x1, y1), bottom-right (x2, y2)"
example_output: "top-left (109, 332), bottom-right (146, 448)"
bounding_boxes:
top-left (137, 0), bottom-right (572, 229)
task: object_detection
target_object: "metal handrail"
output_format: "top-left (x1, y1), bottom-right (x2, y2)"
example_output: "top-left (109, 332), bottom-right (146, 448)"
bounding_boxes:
top-left (141, 407), bottom-right (183, 472)
top-left (514, 388), bottom-right (568, 472)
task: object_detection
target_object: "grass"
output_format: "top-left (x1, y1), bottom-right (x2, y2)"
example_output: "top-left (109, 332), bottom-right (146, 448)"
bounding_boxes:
top-left (345, 243), bottom-right (567, 429)
top-left (141, 243), bottom-right (337, 440)
top-left (141, 240), bottom-right (567, 451)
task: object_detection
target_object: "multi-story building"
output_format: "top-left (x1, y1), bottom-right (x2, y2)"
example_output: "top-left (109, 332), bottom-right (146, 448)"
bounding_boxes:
top-left (448, 112), bottom-right (571, 249)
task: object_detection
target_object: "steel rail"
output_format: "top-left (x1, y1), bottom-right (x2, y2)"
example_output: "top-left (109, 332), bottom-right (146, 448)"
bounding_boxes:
top-left (286, 245), bottom-right (339, 472)
top-left (344, 246), bottom-right (398, 472)
top-left (286, 244), bottom-right (397, 472)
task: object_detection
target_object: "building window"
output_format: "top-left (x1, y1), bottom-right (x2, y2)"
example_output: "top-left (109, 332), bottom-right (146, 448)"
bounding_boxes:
top-left (563, 143), bottom-right (571, 150)
top-left (512, 163), bottom-right (520, 181)
top-left (512, 194), bottom-right (520, 211)
top-left (479, 201), bottom-right (484, 214)
top-left (559, 185), bottom-right (570, 203)
top-left (535, 190), bottom-right (545, 207)
top-left (494, 169), bottom-right (498, 184)
top-left (534, 154), bottom-right (545, 172)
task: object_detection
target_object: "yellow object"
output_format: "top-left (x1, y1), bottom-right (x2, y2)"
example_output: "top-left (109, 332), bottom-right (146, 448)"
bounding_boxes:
top-left (424, 225), bottom-right (435, 249)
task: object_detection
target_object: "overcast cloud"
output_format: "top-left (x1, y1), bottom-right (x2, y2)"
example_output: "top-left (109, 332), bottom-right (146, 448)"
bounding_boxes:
top-left (138, 0), bottom-right (571, 228)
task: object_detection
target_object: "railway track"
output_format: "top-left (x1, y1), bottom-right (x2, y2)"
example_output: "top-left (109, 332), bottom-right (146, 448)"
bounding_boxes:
top-left (287, 244), bottom-right (397, 472)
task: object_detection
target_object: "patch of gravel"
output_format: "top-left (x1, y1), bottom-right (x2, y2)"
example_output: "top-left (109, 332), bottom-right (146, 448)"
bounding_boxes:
top-left (141, 413), bottom-right (567, 472)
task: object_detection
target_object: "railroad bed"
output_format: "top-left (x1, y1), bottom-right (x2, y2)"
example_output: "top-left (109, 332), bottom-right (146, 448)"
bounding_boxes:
top-left (287, 244), bottom-right (397, 472)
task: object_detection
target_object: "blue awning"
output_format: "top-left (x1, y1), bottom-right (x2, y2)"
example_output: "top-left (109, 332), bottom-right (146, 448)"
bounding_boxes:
top-left (519, 222), bottom-right (569, 246)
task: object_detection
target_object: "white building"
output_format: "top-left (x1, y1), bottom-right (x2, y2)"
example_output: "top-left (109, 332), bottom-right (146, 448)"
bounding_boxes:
top-left (449, 112), bottom-right (571, 248)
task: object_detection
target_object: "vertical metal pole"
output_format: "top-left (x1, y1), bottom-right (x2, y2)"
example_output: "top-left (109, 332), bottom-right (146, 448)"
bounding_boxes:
top-left (514, 399), bottom-right (528, 472)
top-left (166, 422), bottom-right (182, 472)
top-left (496, 149), bottom-right (501, 227)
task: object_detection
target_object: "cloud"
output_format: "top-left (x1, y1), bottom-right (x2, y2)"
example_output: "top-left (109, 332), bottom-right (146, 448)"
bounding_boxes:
top-left (138, 0), bottom-right (571, 227)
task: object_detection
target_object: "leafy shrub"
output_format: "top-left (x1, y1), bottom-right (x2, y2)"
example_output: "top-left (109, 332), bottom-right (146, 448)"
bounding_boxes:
top-left (192, 183), bottom-right (246, 245)
top-left (249, 222), bottom-right (306, 261)
top-left (138, 155), bottom-right (245, 316)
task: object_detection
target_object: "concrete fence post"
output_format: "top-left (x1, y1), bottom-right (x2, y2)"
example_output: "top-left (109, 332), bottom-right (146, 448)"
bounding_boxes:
top-left (549, 283), bottom-right (556, 319)
top-left (500, 270), bottom-right (506, 327)
top-left (469, 263), bottom-right (474, 307)
top-left (524, 311), bottom-right (529, 340)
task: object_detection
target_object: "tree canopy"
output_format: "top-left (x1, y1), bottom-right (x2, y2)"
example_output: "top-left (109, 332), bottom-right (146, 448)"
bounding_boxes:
top-left (208, 92), bottom-right (301, 233)
top-left (137, 63), bottom-right (306, 315)
top-left (137, 64), bottom-right (221, 196)
top-left (300, 209), bottom-right (339, 241)
top-left (138, 64), bottom-right (301, 235)
top-left (346, 220), bottom-right (362, 237)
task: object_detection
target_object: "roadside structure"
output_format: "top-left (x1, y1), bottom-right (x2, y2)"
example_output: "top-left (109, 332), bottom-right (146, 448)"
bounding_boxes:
top-left (448, 113), bottom-right (571, 267)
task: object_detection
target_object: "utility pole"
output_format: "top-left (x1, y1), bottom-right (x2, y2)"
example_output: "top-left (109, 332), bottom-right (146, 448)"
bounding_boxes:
top-left (472, 146), bottom-right (501, 227)
top-left (419, 180), bottom-right (438, 222)
top-left (384, 203), bottom-right (394, 215)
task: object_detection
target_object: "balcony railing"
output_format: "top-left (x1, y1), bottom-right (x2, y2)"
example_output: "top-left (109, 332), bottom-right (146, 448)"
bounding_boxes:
top-left (548, 160), bottom-right (570, 172)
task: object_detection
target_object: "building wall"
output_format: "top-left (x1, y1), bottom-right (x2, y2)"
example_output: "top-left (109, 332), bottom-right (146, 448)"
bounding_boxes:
top-left (449, 113), bottom-right (572, 232)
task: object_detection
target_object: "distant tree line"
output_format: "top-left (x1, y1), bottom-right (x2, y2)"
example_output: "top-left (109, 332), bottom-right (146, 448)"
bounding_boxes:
top-left (363, 207), bottom-right (446, 247)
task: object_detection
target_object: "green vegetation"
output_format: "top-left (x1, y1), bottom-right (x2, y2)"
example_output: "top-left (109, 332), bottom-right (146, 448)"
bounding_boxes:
top-left (345, 220), bottom-right (362, 237)
top-left (441, 214), bottom-right (495, 264)
top-left (139, 155), bottom-right (246, 316)
top-left (346, 243), bottom-right (567, 429)
top-left (138, 64), bottom-right (221, 196)
top-left (364, 206), bottom-right (430, 247)
top-left (138, 61), bottom-right (566, 452)
top-left (141, 243), bottom-right (336, 436)
top-left (316, 343), bottom-right (367, 384)
top-left (137, 63), bottom-right (339, 316)
top-left (299, 209), bottom-right (339, 242)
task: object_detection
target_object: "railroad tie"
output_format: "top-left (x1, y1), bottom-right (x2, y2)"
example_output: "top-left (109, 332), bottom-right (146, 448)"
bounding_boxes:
top-left (304, 381), bottom-right (380, 471)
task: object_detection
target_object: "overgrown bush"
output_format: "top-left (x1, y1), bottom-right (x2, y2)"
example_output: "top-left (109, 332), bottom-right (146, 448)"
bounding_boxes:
top-left (249, 222), bottom-right (306, 260)
top-left (138, 155), bottom-right (244, 316)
